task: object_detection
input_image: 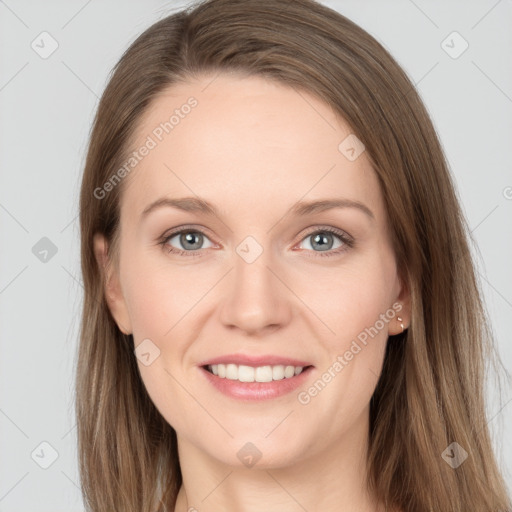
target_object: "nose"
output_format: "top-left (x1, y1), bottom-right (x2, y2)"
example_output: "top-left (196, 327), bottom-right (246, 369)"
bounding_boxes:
top-left (218, 248), bottom-right (292, 336)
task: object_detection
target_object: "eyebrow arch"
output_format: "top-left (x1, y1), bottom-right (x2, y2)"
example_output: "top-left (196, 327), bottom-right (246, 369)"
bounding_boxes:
top-left (140, 196), bottom-right (375, 221)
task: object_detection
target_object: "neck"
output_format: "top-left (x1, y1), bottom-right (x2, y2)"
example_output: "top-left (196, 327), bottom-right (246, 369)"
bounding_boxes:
top-left (173, 408), bottom-right (385, 512)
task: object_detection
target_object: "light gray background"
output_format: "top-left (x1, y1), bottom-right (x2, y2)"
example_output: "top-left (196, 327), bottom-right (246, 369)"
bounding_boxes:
top-left (0, 0), bottom-right (511, 510)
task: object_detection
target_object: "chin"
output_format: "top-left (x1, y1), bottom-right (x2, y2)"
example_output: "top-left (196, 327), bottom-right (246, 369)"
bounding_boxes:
top-left (202, 431), bottom-right (311, 470)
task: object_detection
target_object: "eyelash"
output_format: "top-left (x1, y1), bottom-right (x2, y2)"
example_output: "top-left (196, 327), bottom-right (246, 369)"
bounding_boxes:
top-left (158, 225), bottom-right (354, 259)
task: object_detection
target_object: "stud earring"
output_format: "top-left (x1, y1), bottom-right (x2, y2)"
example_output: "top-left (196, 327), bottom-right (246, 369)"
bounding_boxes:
top-left (397, 316), bottom-right (404, 334)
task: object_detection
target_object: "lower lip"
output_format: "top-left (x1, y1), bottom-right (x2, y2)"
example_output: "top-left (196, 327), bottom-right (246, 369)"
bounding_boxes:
top-left (200, 366), bottom-right (314, 401)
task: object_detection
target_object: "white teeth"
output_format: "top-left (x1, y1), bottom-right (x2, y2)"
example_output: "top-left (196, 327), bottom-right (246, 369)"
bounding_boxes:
top-left (272, 365), bottom-right (284, 380)
top-left (208, 363), bottom-right (306, 382)
top-left (226, 363), bottom-right (238, 380)
top-left (238, 365), bottom-right (254, 382)
top-left (255, 365), bottom-right (273, 383)
top-left (284, 365), bottom-right (295, 378)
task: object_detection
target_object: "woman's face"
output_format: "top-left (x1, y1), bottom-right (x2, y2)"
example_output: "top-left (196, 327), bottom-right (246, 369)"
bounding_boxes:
top-left (97, 73), bottom-right (409, 468)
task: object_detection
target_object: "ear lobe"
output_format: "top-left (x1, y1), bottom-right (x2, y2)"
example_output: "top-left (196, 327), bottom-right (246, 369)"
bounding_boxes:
top-left (93, 233), bottom-right (133, 335)
top-left (393, 274), bottom-right (411, 334)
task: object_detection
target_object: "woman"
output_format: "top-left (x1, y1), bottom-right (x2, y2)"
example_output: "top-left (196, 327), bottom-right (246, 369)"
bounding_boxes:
top-left (76, 0), bottom-right (511, 510)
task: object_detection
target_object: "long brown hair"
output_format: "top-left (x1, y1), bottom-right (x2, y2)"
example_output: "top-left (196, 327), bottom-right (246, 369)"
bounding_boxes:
top-left (76, 0), bottom-right (511, 510)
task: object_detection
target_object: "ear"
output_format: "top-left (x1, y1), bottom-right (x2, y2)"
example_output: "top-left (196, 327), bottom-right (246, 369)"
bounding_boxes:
top-left (93, 233), bottom-right (133, 335)
top-left (389, 271), bottom-right (412, 336)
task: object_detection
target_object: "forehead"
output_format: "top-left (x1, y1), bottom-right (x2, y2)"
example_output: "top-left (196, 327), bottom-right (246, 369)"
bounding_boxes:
top-left (120, 73), bottom-right (385, 227)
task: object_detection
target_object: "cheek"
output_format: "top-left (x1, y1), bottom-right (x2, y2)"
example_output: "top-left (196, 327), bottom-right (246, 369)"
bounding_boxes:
top-left (136, 362), bottom-right (201, 440)
top-left (294, 258), bottom-right (397, 349)
top-left (292, 252), bottom-right (396, 408)
top-left (121, 249), bottom-right (201, 339)
top-left (121, 255), bottom-right (201, 430)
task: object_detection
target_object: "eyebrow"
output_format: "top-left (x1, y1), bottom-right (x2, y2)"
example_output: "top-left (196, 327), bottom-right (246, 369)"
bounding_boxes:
top-left (140, 196), bottom-right (374, 221)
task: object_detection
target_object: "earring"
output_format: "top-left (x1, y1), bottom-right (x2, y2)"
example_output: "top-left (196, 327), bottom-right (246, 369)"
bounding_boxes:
top-left (397, 316), bottom-right (404, 334)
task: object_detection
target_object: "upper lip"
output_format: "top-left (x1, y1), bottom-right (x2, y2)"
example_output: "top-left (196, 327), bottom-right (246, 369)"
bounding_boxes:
top-left (198, 354), bottom-right (313, 368)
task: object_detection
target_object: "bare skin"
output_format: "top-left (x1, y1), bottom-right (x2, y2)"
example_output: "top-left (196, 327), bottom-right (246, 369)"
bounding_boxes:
top-left (94, 72), bottom-right (410, 512)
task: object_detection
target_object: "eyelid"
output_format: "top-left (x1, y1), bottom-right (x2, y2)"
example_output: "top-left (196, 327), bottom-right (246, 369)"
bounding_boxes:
top-left (292, 225), bottom-right (354, 257)
top-left (159, 224), bottom-right (354, 257)
top-left (160, 224), bottom-right (217, 243)
top-left (295, 224), bottom-right (353, 244)
top-left (159, 224), bottom-right (218, 257)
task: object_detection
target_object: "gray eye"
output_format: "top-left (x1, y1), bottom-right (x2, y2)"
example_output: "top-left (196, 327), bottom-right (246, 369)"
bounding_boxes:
top-left (167, 231), bottom-right (214, 251)
top-left (300, 231), bottom-right (344, 252)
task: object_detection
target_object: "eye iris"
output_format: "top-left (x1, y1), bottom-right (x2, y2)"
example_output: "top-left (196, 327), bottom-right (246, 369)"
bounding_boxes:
top-left (169, 229), bottom-right (342, 253)
top-left (311, 232), bottom-right (333, 251)
top-left (180, 232), bottom-right (203, 250)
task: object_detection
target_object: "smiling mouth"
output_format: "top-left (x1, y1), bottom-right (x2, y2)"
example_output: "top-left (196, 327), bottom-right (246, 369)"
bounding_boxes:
top-left (203, 363), bottom-right (313, 383)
